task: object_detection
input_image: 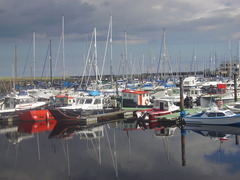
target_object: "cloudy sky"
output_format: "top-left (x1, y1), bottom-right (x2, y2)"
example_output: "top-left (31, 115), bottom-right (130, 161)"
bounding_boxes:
top-left (0, 0), bottom-right (240, 78)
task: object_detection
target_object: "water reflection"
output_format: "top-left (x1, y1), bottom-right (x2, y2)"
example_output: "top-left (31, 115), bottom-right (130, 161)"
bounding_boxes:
top-left (0, 117), bottom-right (240, 179)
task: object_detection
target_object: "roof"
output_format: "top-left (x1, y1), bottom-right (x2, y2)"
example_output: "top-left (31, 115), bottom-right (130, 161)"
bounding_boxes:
top-left (122, 89), bottom-right (150, 94)
top-left (55, 95), bottom-right (74, 99)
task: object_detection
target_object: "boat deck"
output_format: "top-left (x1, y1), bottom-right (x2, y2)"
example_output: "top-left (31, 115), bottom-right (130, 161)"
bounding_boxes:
top-left (155, 107), bottom-right (206, 120)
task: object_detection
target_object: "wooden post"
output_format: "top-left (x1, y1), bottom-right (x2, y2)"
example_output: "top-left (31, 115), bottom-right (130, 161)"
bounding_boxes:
top-left (180, 77), bottom-right (184, 111)
top-left (236, 135), bottom-right (239, 145)
top-left (181, 131), bottom-right (186, 166)
top-left (179, 76), bottom-right (186, 166)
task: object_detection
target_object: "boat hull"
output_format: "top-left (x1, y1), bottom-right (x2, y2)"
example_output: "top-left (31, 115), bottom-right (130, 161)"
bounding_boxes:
top-left (184, 115), bottom-right (240, 125)
top-left (136, 108), bottom-right (180, 119)
top-left (17, 109), bottom-right (55, 121)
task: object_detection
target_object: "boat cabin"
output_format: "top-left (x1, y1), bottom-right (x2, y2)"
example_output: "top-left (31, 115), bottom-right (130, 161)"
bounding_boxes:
top-left (183, 76), bottom-right (201, 88)
top-left (75, 96), bottom-right (104, 110)
top-left (1, 95), bottom-right (36, 110)
top-left (121, 89), bottom-right (151, 107)
top-left (152, 99), bottom-right (177, 111)
top-left (54, 95), bottom-right (75, 107)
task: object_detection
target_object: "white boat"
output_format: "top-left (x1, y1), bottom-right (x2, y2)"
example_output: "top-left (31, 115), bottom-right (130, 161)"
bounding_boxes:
top-left (136, 99), bottom-right (180, 118)
top-left (50, 90), bottom-right (119, 118)
top-left (151, 87), bottom-right (185, 105)
top-left (0, 94), bottom-right (47, 117)
top-left (183, 76), bottom-right (202, 88)
top-left (58, 95), bottom-right (112, 111)
top-left (199, 82), bottom-right (240, 107)
top-left (186, 87), bottom-right (202, 104)
top-left (225, 102), bottom-right (240, 113)
top-left (58, 91), bottom-right (117, 111)
top-left (183, 104), bottom-right (240, 125)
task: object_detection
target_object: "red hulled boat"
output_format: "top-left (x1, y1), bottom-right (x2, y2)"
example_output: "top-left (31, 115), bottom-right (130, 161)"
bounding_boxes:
top-left (17, 109), bottom-right (55, 121)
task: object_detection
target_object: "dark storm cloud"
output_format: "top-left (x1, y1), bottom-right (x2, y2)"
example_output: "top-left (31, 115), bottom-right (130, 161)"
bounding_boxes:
top-left (0, 0), bottom-right (95, 39)
top-left (0, 0), bottom-right (240, 43)
top-left (1, 0), bottom-right (240, 76)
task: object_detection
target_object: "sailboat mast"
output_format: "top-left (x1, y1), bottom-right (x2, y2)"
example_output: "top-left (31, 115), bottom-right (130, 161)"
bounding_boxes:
top-left (228, 37), bottom-right (232, 78)
top-left (238, 40), bottom-right (240, 77)
top-left (50, 40), bottom-right (53, 89)
top-left (124, 30), bottom-right (128, 80)
top-left (62, 16), bottom-right (65, 81)
top-left (14, 45), bottom-right (17, 79)
top-left (12, 46), bottom-right (16, 92)
top-left (94, 27), bottom-right (98, 82)
top-left (163, 29), bottom-right (167, 79)
top-left (33, 32), bottom-right (36, 80)
top-left (110, 13), bottom-right (113, 87)
top-left (193, 43), bottom-right (197, 76)
top-left (12, 45), bottom-right (17, 92)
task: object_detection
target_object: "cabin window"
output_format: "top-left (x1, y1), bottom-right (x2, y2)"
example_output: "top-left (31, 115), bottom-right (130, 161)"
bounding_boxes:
top-left (143, 94), bottom-right (145, 97)
top-left (164, 102), bottom-right (168, 108)
top-left (128, 94), bottom-right (131, 98)
top-left (160, 102), bottom-right (164, 110)
top-left (95, 131), bottom-right (103, 136)
top-left (86, 133), bottom-right (94, 138)
top-left (208, 113), bottom-right (216, 117)
top-left (123, 94), bottom-right (127, 97)
top-left (78, 99), bottom-right (85, 104)
top-left (94, 99), bottom-right (101, 104)
top-left (217, 113), bottom-right (225, 117)
top-left (173, 89), bottom-right (179, 94)
top-left (85, 99), bottom-right (92, 104)
top-left (80, 134), bottom-right (87, 138)
top-left (225, 111), bottom-right (235, 116)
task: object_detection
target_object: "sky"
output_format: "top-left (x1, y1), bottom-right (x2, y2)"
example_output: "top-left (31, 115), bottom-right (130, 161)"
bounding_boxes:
top-left (0, 0), bottom-right (240, 78)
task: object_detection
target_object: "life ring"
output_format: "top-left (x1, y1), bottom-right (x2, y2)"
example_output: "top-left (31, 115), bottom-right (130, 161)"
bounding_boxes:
top-left (145, 99), bottom-right (150, 105)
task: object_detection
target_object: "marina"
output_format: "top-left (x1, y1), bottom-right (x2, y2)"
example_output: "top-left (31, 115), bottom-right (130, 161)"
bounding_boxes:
top-left (1, 74), bottom-right (240, 180)
top-left (1, 1), bottom-right (240, 179)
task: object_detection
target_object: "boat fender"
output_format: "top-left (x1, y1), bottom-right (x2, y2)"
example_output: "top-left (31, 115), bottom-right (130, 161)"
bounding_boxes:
top-left (180, 110), bottom-right (186, 117)
top-left (181, 129), bottom-right (186, 135)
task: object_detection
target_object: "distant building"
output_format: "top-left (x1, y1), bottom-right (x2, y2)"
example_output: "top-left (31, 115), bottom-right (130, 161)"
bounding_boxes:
top-left (219, 60), bottom-right (240, 77)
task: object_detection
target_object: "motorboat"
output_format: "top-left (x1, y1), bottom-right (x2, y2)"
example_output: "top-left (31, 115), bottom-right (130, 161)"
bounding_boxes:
top-left (0, 93), bottom-right (47, 118)
top-left (183, 104), bottom-right (240, 125)
top-left (225, 102), bottom-right (240, 113)
top-left (135, 99), bottom-right (180, 119)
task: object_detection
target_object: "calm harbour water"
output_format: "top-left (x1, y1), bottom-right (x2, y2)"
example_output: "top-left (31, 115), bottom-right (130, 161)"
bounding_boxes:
top-left (0, 119), bottom-right (240, 180)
